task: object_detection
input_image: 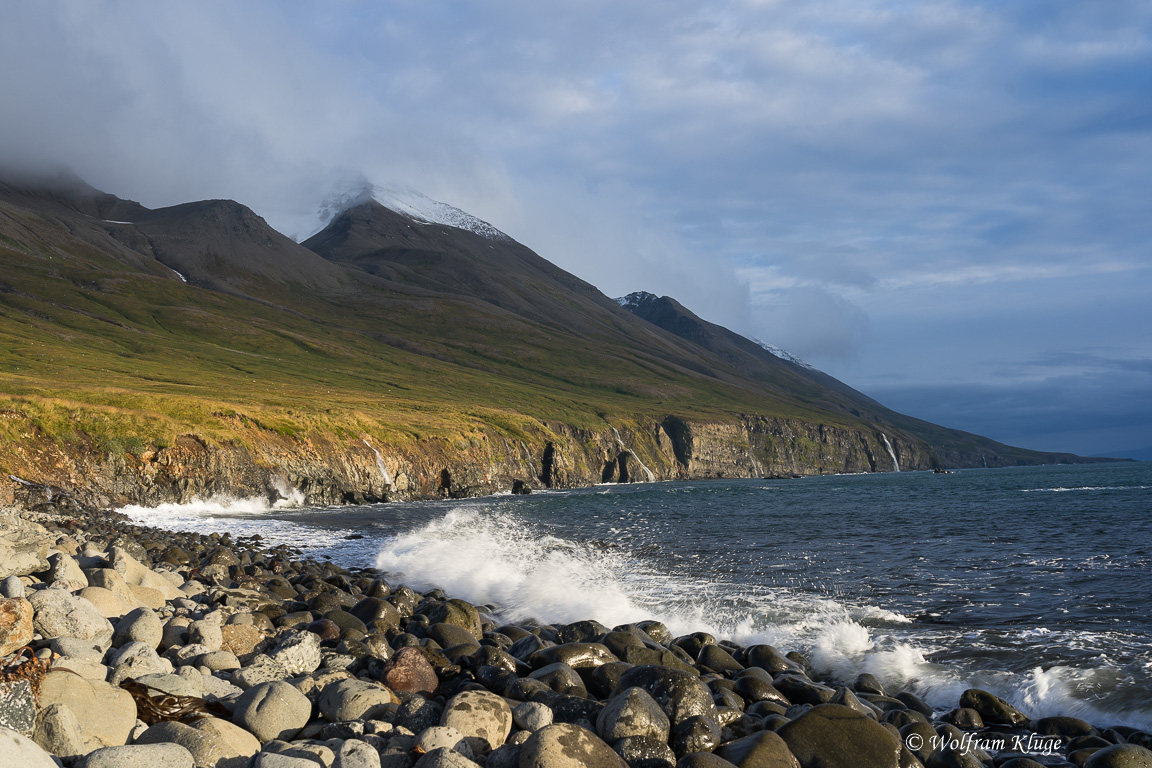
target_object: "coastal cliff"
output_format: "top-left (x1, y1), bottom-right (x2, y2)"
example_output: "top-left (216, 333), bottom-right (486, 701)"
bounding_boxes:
top-left (2, 406), bottom-right (990, 513)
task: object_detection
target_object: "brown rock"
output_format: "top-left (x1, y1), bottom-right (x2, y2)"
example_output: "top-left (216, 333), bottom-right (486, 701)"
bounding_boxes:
top-left (380, 645), bottom-right (439, 695)
top-left (0, 597), bottom-right (33, 656)
top-left (221, 624), bottom-right (266, 661)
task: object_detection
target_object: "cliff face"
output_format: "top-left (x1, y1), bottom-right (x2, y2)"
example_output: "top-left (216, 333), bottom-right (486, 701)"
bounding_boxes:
top-left (1, 412), bottom-right (942, 513)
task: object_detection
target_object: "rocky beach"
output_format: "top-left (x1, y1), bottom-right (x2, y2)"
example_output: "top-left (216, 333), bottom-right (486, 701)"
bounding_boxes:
top-left (1, 502), bottom-right (1150, 768)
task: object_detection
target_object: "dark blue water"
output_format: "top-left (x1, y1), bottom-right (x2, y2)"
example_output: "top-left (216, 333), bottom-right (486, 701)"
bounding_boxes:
top-left (123, 462), bottom-right (1152, 728)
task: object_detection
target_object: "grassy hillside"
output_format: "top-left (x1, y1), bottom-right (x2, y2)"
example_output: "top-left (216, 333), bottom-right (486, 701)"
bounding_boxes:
top-left (0, 172), bottom-right (1103, 497)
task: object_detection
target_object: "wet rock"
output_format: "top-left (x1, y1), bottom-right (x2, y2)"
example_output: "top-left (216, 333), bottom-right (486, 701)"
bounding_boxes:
top-left (0, 725), bottom-right (59, 768)
top-left (715, 730), bottom-right (802, 768)
top-left (549, 694), bottom-right (604, 726)
top-left (597, 686), bottom-right (671, 743)
top-left (743, 646), bottom-right (796, 675)
top-left (530, 643), bottom-right (620, 670)
top-left (636, 622), bottom-right (673, 646)
top-left (419, 600), bottom-right (482, 640)
top-left (893, 692), bottom-right (932, 718)
top-left (770, 676), bottom-right (834, 706)
top-left (396, 696), bottom-right (445, 735)
top-left (350, 597), bottom-right (401, 630)
top-left (440, 689), bottom-right (512, 752)
top-left (614, 665), bottom-right (719, 726)
top-left (429, 623), bottom-right (478, 650)
top-left (81, 742), bottom-right (197, 768)
top-left (529, 662), bottom-right (587, 696)
top-left (1084, 744), bottom-right (1152, 768)
top-left (943, 708), bottom-right (983, 730)
top-left (556, 620), bottom-right (611, 644)
top-left (670, 715), bottom-right (722, 758)
top-left (38, 669), bottom-right (136, 749)
top-left (29, 588), bottom-right (114, 650)
top-left (777, 704), bottom-right (905, 768)
top-left (615, 734), bottom-right (677, 768)
top-left (957, 689), bottom-right (1029, 726)
top-left (698, 645), bottom-right (743, 675)
top-left (232, 680), bottom-right (313, 742)
top-left (319, 678), bottom-right (397, 722)
top-left (519, 722), bottom-right (628, 768)
top-left (732, 677), bottom-right (789, 707)
top-left (0, 597), bottom-right (33, 656)
top-left (381, 646), bottom-right (439, 696)
top-left (1032, 716), bottom-right (1097, 739)
top-left (854, 674), bottom-right (885, 696)
top-left (590, 662), bottom-right (635, 700)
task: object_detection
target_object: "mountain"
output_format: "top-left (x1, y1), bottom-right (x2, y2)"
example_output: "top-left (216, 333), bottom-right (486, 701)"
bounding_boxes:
top-left (0, 171), bottom-right (1117, 511)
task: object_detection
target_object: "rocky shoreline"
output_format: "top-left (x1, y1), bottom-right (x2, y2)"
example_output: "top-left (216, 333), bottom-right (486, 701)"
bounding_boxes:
top-left (1, 504), bottom-right (1149, 768)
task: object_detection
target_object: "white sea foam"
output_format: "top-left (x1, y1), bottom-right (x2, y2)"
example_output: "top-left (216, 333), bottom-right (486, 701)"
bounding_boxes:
top-left (372, 505), bottom-right (1152, 729)
top-left (117, 493), bottom-right (320, 549)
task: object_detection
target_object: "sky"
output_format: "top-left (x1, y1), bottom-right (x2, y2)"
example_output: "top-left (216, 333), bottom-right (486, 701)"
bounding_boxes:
top-left (1, 1), bottom-right (1150, 457)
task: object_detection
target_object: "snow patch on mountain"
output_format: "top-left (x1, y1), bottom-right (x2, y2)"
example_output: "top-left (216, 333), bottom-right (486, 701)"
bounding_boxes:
top-left (753, 339), bottom-right (815, 370)
top-left (311, 180), bottom-right (509, 241)
top-left (615, 291), bottom-right (657, 312)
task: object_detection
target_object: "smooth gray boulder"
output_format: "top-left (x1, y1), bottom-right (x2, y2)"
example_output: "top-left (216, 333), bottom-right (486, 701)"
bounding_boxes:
top-left (32, 702), bottom-right (86, 762)
top-left (112, 607), bottom-right (163, 649)
top-left (336, 738), bottom-right (385, 768)
top-left (232, 680), bottom-right (313, 742)
top-left (29, 588), bottom-right (114, 650)
top-left (0, 725), bottom-right (59, 768)
top-left (319, 679), bottom-right (396, 723)
top-left (79, 742), bottom-right (196, 768)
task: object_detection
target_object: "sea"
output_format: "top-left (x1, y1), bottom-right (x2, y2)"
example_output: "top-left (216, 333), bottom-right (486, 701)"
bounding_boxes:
top-left (121, 461), bottom-right (1152, 730)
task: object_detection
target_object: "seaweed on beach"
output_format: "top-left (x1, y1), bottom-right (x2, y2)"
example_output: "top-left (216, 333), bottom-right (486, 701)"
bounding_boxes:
top-left (119, 677), bottom-right (233, 725)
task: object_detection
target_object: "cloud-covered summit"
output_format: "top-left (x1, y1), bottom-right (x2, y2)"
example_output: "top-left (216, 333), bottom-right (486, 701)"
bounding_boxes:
top-left (1, 1), bottom-right (1149, 454)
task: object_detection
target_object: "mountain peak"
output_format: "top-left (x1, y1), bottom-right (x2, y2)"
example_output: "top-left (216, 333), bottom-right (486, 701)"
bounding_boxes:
top-left (615, 291), bottom-right (660, 311)
top-left (313, 179), bottom-right (509, 242)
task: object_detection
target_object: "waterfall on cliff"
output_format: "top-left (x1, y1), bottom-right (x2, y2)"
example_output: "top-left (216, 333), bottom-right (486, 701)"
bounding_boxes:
top-left (362, 438), bottom-right (394, 485)
top-left (610, 427), bottom-right (656, 482)
top-left (880, 433), bottom-right (900, 472)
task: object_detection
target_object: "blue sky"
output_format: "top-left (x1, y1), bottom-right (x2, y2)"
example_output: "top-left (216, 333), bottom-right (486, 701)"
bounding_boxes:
top-left (2, 1), bottom-right (1150, 456)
